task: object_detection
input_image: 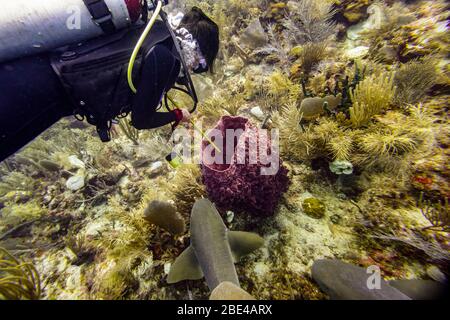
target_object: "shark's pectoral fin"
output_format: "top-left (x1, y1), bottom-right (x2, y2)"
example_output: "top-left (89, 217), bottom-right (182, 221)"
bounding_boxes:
top-left (227, 231), bottom-right (265, 263)
top-left (167, 246), bottom-right (204, 284)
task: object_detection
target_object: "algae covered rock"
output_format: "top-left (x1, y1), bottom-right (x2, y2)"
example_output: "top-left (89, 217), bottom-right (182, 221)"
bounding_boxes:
top-left (143, 200), bottom-right (186, 235)
top-left (240, 19), bottom-right (268, 50)
top-left (302, 198), bottom-right (326, 219)
top-left (330, 160), bottom-right (353, 175)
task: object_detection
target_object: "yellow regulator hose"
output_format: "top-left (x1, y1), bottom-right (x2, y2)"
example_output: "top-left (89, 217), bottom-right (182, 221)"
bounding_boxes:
top-left (127, 0), bottom-right (163, 93)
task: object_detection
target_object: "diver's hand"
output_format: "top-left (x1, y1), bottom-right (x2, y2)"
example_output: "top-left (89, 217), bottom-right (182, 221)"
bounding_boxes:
top-left (179, 109), bottom-right (192, 123)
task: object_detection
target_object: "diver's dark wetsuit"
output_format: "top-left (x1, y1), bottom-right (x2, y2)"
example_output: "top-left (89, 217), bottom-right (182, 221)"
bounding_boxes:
top-left (0, 21), bottom-right (182, 162)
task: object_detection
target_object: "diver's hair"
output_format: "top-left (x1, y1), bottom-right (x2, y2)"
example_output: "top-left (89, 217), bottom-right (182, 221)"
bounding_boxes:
top-left (179, 7), bottom-right (220, 73)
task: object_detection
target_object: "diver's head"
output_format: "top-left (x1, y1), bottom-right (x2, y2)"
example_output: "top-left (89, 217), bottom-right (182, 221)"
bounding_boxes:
top-left (179, 7), bottom-right (219, 73)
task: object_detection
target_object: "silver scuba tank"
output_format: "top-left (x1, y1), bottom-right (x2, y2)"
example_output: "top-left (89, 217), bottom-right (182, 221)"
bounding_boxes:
top-left (0, 0), bottom-right (143, 63)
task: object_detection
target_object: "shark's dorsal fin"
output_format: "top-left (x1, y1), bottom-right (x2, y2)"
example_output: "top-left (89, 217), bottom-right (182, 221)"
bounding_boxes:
top-left (167, 246), bottom-right (204, 284)
top-left (227, 231), bottom-right (265, 263)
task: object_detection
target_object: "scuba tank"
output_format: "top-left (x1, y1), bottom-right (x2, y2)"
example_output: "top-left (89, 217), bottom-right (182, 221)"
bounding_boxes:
top-left (0, 0), bottom-right (143, 63)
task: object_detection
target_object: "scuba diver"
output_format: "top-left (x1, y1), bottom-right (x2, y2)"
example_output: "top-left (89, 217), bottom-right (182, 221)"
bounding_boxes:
top-left (0, 1), bottom-right (219, 162)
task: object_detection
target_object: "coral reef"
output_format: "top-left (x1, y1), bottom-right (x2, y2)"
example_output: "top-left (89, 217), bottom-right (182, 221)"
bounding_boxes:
top-left (0, 0), bottom-right (449, 301)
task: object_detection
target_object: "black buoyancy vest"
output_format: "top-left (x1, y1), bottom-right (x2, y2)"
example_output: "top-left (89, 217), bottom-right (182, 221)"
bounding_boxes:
top-left (50, 20), bottom-right (172, 141)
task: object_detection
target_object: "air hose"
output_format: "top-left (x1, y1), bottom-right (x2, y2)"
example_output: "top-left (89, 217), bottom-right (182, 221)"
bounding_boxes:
top-left (127, 0), bottom-right (163, 93)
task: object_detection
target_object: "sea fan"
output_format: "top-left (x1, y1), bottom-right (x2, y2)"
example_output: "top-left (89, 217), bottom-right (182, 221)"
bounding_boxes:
top-left (283, 0), bottom-right (337, 44)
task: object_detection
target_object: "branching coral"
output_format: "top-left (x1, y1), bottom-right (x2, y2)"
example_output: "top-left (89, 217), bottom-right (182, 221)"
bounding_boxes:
top-left (292, 42), bottom-right (328, 77)
top-left (272, 102), bottom-right (315, 161)
top-left (394, 58), bottom-right (438, 105)
top-left (283, 0), bottom-right (337, 44)
top-left (254, 24), bottom-right (291, 69)
top-left (327, 133), bottom-right (354, 161)
top-left (0, 248), bottom-right (41, 300)
top-left (198, 91), bottom-right (246, 124)
top-left (273, 107), bottom-right (355, 162)
top-left (265, 70), bottom-right (302, 106)
top-left (359, 129), bottom-right (418, 158)
top-left (349, 72), bottom-right (396, 127)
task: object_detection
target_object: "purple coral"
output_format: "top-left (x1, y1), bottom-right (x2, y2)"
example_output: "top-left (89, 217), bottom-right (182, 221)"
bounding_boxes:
top-left (201, 116), bottom-right (290, 217)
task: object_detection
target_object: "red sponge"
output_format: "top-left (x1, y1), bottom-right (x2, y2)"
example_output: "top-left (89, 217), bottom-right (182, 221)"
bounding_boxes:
top-left (201, 116), bottom-right (290, 217)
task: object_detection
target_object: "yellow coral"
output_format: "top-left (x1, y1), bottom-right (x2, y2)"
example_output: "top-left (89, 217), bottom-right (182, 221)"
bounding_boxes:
top-left (349, 72), bottom-right (396, 127)
top-left (272, 102), bottom-right (316, 161)
top-left (327, 133), bottom-right (354, 161)
top-left (359, 129), bottom-right (417, 157)
top-left (0, 248), bottom-right (41, 300)
top-left (266, 70), bottom-right (302, 105)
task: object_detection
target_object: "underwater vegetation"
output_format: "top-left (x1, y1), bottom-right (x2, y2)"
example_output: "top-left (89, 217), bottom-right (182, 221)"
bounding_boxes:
top-left (0, 248), bottom-right (41, 300)
top-left (0, 0), bottom-right (449, 300)
top-left (349, 72), bottom-right (395, 128)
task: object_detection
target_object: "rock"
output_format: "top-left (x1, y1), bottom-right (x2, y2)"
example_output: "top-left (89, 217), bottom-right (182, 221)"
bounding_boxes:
top-left (66, 175), bottom-right (85, 191)
top-left (146, 161), bottom-right (166, 178)
top-left (68, 155), bottom-right (85, 170)
top-left (39, 160), bottom-right (61, 172)
top-left (250, 106), bottom-right (265, 120)
top-left (345, 46), bottom-right (369, 59)
top-left (118, 175), bottom-right (130, 188)
top-left (224, 57), bottom-right (245, 77)
top-left (426, 266), bottom-right (447, 283)
top-left (192, 74), bottom-right (214, 102)
top-left (312, 259), bottom-right (411, 300)
top-left (210, 282), bottom-right (256, 300)
top-left (302, 198), bottom-right (326, 219)
top-left (132, 158), bottom-right (154, 169)
top-left (240, 19), bottom-right (268, 50)
top-left (226, 211), bottom-right (235, 224)
top-left (377, 45), bottom-right (398, 63)
top-left (330, 160), bottom-right (353, 175)
top-left (389, 280), bottom-right (448, 300)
